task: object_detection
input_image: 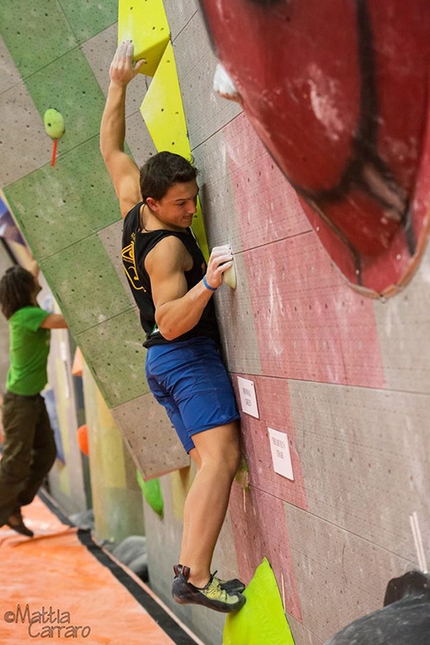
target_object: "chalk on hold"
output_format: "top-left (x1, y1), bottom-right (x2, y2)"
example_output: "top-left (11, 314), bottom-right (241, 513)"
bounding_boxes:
top-left (213, 62), bottom-right (242, 104)
top-left (222, 244), bottom-right (237, 289)
top-left (223, 262), bottom-right (237, 289)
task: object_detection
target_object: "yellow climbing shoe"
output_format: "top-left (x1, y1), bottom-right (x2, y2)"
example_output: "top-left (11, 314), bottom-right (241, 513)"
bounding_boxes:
top-left (172, 564), bottom-right (246, 613)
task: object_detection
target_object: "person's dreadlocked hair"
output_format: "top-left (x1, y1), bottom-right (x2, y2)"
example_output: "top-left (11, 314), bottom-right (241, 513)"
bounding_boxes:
top-left (0, 266), bottom-right (37, 320)
top-left (139, 151), bottom-right (198, 202)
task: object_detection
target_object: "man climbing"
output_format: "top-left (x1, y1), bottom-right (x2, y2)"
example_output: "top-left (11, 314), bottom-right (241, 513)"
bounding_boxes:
top-left (100, 41), bottom-right (246, 613)
top-left (0, 263), bottom-right (67, 537)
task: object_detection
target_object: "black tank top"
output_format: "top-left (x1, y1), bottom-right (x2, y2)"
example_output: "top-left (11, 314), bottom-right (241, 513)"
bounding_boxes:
top-left (122, 202), bottom-right (220, 348)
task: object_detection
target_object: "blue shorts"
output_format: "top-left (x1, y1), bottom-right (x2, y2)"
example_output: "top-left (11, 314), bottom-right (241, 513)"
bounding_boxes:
top-left (145, 337), bottom-right (240, 453)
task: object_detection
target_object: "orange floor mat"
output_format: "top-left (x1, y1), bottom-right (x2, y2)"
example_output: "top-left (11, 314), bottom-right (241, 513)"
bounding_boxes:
top-left (0, 494), bottom-right (202, 645)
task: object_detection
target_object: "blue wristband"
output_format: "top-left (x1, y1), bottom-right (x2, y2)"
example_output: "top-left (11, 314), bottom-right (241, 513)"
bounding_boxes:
top-left (202, 275), bottom-right (217, 292)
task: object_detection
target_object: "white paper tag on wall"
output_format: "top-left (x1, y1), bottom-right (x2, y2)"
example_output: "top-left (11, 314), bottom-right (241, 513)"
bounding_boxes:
top-left (268, 427), bottom-right (294, 480)
top-left (60, 339), bottom-right (70, 399)
top-left (60, 340), bottom-right (68, 362)
top-left (237, 376), bottom-right (259, 418)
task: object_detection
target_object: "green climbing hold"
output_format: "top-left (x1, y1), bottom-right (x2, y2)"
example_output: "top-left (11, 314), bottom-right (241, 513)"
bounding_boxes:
top-left (137, 470), bottom-right (164, 518)
top-left (44, 108), bottom-right (65, 139)
top-left (223, 557), bottom-right (295, 645)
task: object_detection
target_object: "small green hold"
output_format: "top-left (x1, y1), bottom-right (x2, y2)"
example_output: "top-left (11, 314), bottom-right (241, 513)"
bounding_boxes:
top-left (137, 470), bottom-right (164, 517)
top-left (44, 108), bottom-right (65, 140)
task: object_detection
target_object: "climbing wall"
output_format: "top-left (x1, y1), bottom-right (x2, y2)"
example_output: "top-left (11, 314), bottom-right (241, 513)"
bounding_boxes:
top-left (0, 0), bottom-right (187, 479)
top-left (1, 2), bottom-right (430, 645)
top-left (144, 3), bottom-right (430, 645)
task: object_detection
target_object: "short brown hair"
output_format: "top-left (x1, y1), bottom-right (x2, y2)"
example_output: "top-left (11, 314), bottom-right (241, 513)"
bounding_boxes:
top-left (139, 151), bottom-right (198, 202)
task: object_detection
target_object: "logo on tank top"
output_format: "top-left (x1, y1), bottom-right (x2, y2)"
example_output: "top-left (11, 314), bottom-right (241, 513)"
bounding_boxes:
top-left (122, 236), bottom-right (146, 292)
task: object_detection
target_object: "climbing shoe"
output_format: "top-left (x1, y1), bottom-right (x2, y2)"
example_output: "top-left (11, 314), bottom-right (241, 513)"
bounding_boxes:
top-left (5, 510), bottom-right (34, 537)
top-left (172, 564), bottom-right (246, 613)
top-left (174, 563), bottom-right (245, 593)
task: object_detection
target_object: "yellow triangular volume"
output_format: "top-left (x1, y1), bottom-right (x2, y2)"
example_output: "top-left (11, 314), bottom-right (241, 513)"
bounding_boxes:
top-left (140, 42), bottom-right (209, 258)
top-left (140, 41), bottom-right (190, 157)
top-left (118, 0), bottom-right (170, 77)
top-left (223, 558), bottom-right (295, 645)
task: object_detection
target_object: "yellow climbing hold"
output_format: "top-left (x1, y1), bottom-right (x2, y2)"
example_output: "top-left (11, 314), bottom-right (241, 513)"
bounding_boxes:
top-left (223, 558), bottom-right (295, 645)
top-left (44, 108), bottom-right (65, 140)
top-left (118, 0), bottom-right (170, 77)
top-left (140, 42), bottom-right (190, 158)
top-left (140, 41), bottom-right (209, 259)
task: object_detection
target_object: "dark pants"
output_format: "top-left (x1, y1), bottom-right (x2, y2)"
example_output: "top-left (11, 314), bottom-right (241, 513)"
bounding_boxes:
top-left (0, 391), bottom-right (57, 525)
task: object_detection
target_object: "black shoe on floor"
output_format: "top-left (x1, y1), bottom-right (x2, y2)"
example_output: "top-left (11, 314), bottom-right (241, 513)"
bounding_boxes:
top-left (6, 511), bottom-right (34, 537)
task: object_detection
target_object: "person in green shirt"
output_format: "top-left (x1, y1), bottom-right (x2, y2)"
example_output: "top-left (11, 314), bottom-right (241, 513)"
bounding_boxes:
top-left (0, 264), bottom-right (67, 537)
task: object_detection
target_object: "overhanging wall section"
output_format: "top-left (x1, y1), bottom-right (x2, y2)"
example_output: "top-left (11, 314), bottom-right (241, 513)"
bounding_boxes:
top-left (145, 3), bottom-right (430, 645)
top-left (0, 1), bottom-right (187, 478)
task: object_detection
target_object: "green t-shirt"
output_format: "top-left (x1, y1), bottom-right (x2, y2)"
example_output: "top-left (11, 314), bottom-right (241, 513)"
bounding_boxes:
top-left (6, 306), bottom-right (51, 396)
